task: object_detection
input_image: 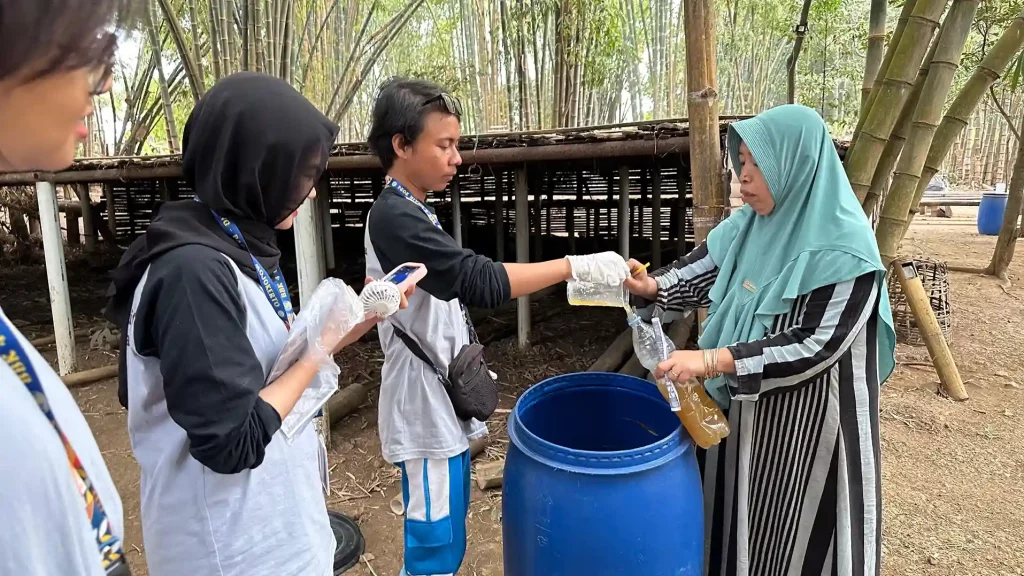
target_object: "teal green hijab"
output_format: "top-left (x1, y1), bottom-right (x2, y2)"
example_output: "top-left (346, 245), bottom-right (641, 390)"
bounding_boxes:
top-left (699, 104), bottom-right (896, 407)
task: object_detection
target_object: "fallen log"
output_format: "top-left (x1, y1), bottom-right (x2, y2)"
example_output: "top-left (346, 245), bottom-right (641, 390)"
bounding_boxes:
top-left (61, 364), bottom-right (118, 387)
top-left (588, 328), bottom-right (633, 372)
top-left (326, 381), bottom-right (381, 427)
top-left (30, 328), bottom-right (92, 347)
top-left (619, 354), bottom-right (647, 377)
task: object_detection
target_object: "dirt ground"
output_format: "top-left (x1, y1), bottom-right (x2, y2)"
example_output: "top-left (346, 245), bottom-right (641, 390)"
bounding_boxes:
top-left (5, 210), bottom-right (1023, 575)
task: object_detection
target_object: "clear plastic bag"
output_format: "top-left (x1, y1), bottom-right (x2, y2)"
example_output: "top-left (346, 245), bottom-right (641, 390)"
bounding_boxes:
top-left (267, 278), bottom-right (364, 442)
top-left (627, 312), bottom-right (731, 449)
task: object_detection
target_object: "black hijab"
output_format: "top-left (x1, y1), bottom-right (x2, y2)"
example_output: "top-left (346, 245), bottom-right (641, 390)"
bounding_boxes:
top-left (106, 72), bottom-right (339, 407)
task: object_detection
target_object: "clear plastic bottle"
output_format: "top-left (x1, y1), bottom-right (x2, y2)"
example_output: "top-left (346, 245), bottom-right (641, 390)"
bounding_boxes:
top-left (566, 280), bottom-right (630, 310)
top-left (627, 312), bottom-right (731, 449)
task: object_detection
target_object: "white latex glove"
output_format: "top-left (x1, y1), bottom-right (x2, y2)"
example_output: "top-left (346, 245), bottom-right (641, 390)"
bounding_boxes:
top-left (566, 252), bottom-right (631, 285)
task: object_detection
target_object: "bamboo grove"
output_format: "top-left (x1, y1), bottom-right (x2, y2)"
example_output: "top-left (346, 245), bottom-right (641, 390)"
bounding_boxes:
top-left (88, 0), bottom-right (923, 156)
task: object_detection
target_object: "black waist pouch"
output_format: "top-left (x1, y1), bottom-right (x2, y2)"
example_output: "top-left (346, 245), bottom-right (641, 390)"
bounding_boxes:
top-left (392, 326), bottom-right (499, 422)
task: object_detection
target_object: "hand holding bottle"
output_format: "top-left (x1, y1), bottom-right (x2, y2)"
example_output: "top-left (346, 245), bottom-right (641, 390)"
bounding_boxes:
top-left (623, 258), bottom-right (657, 299)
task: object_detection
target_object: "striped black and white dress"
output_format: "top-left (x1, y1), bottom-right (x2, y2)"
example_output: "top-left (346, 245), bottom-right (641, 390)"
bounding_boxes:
top-left (651, 242), bottom-right (882, 576)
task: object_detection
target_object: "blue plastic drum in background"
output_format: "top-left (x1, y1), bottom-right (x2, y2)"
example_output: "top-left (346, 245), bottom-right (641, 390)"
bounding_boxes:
top-left (502, 372), bottom-right (704, 576)
top-left (977, 191), bottom-right (1008, 236)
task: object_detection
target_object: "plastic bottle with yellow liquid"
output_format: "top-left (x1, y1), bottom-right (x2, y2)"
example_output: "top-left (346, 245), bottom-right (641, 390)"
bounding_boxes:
top-left (627, 312), bottom-right (730, 449)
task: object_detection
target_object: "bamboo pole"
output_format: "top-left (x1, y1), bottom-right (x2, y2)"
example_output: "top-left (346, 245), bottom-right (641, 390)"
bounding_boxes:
top-left (892, 260), bottom-right (967, 401)
top-left (496, 173), bottom-right (506, 261)
top-left (901, 10), bottom-right (1024, 237)
top-left (683, 0), bottom-right (725, 246)
top-left (452, 175), bottom-right (463, 247)
top-left (618, 165), bottom-right (630, 258)
top-left (845, 0), bottom-right (946, 205)
top-left (515, 166), bottom-right (530, 350)
top-left (875, 0), bottom-right (981, 266)
top-left (651, 170), bottom-right (662, 269)
top-left (73, 183), bottom-right (96, 252)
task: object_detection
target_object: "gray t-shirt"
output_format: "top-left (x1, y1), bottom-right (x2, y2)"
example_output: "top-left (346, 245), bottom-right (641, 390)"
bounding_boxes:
top-left (365, 188), bottom-right (511, 463)
top-left (125, 247), bottom-right (334, 576)
top-left (0, 306), bottom-right (124, 576)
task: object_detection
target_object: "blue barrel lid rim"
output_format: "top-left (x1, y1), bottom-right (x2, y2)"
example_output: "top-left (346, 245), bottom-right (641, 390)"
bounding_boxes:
top-left (508, 372), bottom-right (692, 476)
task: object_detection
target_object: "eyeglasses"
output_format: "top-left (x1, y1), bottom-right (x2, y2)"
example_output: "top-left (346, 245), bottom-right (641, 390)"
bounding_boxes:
top-left (88, 61), bottom-right (114, 96)
top-left (88, 34), bottom-right (117, 96)
top-left (422, 92), bottom-right (463, 117)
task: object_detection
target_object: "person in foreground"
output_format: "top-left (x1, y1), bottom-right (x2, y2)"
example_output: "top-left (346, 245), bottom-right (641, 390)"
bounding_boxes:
top-left (625, 104), bottom-right (896, 576)
top-left (0, 1), bottom-right (133, 574)
top-left (364, 77), bottom-right (630, 576)
top-left (105, 72), bottom-right (399, 576)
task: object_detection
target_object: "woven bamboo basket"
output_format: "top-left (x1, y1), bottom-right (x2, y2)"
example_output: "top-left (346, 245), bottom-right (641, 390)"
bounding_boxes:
top-left (886, 257), bottom-right (953, 346)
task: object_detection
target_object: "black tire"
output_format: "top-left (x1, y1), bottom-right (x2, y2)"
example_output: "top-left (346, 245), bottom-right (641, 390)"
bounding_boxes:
top-left (328, 509), bottom-right (366, 575)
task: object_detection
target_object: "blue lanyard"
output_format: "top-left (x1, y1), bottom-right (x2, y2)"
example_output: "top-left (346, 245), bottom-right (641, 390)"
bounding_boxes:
top-left (0, 317), bottom-right (125, 569)
top-left (387, 177), bottom-right (444, 230)
top-left (385, 178), bottom-right (478, 343)
top-left (208, 209), bottom-right (295, 328)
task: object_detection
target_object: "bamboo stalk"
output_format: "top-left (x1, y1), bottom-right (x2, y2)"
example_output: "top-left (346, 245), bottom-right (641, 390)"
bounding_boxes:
top-left (875, 0), bottom-right (981, 266)
top-left (853, 0), bottom-right (918, 148)
top-left (861, 37), bottom-right (940, 216)
top-left (901, 10), bottom-right (1024, 237)
top-left (986, 110), bottom-right (1024, 289)
top-left (145, 0), bottom-right (180, 152)
top-left (845, 0), bottom-right (946, 204)
top-left (683, 0), bottom-right (725, 245)
top-left (892, 260), bottom-right (967, 401)
top-left (156, 0), bottom-right (204, 100)
top-left (862, 0), bottom-right (888, 112)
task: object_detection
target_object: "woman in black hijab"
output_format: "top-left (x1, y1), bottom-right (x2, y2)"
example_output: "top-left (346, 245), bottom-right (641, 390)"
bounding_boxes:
top-left (107, 72), bottom-right (375, 576)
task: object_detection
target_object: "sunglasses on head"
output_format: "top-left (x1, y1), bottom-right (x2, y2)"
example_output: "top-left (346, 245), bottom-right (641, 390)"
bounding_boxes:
top-left (422, 92), bottom-right (463, 117)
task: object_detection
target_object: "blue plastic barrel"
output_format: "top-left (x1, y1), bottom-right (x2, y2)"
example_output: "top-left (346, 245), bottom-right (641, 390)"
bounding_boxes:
top-left (502, 372), bottom-right (704, 576)
top-left (977, 192), bottom-right (1008, 235)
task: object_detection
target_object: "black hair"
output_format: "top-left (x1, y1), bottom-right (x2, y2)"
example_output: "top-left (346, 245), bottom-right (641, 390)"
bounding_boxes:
top-left (0, 0), bottom-right (138, 82)
top-left (367, 76), bottom-right (460, 171)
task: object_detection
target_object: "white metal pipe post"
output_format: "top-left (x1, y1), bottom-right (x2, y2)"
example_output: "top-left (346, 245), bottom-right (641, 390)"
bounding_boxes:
top-left (515, 167), bottom-right (530, 350)
top-left (292, 197), bottom-right (329, 447)
top-left (295, 199), bottom-right (326, 301)
top-left (618, 165), bottom-right (630, 258)
top-left (35, 180), bottom-right (77, 375)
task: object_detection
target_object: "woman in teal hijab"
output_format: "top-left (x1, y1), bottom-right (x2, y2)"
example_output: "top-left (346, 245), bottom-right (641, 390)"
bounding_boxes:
top-left (625, 104), bottom-right (896, 576)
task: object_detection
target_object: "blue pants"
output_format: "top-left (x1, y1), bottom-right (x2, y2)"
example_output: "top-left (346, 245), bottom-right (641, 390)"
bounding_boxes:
top-left (398, 450), bottom-right (471, 576)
